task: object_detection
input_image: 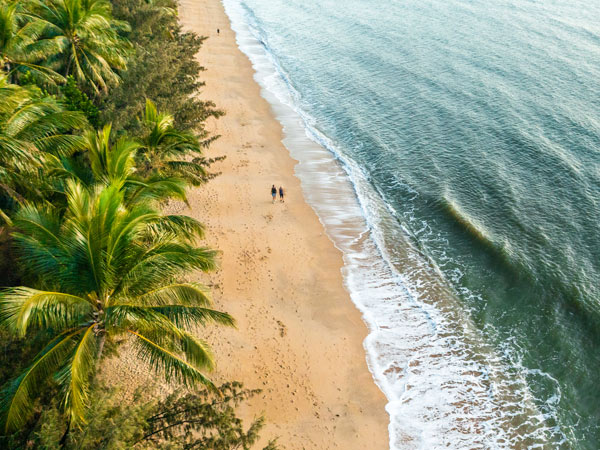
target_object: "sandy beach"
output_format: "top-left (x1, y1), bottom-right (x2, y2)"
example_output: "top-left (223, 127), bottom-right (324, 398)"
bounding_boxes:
top-left (2, 0), bottom-right (592, 447)
top-left (177, 0), bottom-right (389, 448)
top-left (86, 0), bottom-right (600, 447)
top-left (103, 0), bottom-right (389, 448)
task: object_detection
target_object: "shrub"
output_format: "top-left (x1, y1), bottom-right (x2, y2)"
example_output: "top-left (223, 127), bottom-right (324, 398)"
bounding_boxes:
top-left (24, 382), bottom-right (279, 450)
top-left (60, 76), bottom-right (100, 128)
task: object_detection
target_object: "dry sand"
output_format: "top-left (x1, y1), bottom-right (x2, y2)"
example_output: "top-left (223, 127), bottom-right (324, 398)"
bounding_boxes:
top-left (106, 0), bottom-right (389, 448)
top-left (179, 0), bottom-right (390, 447)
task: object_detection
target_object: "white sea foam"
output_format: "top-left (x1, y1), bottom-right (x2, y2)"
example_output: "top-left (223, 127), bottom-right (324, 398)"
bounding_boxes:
top-left (220, 1), bottom-right (565, 447)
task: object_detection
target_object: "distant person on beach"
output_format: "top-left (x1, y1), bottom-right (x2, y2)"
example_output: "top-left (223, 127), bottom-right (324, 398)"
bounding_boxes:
top-left (217, 28), bottom-right (220, 35)
top-left (271, 185), bottom-right (277, 203)
top-left (279, 186), bottom-right (285, 202)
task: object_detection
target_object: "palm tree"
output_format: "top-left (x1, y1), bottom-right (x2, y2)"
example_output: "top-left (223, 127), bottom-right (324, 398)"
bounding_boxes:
top-left (51, 124), bottom-right (195, 207)
top-left (139, 99), bottom-right (210, 186)
top-left (50, 124), bottom-right (207, 242)
top-left (0, 74), bottom-right (87, 222)
top-left (84, 124), bottom-right (193, 206)
top-left (34, 0), bottom-right (131, 95)
top-left (0, 179), bottom-right (234, 432)
top-left (0, 0), bottom-right (63, 84)
top-left (142, 0), bottom-right (177, 18)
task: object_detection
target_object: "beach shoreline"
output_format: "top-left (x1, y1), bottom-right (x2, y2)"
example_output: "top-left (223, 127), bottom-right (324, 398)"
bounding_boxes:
top-left (176, 0), bottom-right (390, 448)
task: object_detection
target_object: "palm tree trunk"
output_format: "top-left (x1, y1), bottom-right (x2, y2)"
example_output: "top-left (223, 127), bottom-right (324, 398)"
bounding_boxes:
top-left (59, 416), bottom-right (71, 448)
top-left (94, 300), bottom-right (106, 360)
top-left (5, 63), bottom-right (14, 84)
top-left (96, 333), bottom-right (106, 360)
top-left (65, 51), bottom-right (73, 78)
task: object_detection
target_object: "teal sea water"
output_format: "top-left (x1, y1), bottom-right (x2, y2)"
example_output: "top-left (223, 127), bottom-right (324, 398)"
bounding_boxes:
top-left (222, 0), bottom-right (600, 447)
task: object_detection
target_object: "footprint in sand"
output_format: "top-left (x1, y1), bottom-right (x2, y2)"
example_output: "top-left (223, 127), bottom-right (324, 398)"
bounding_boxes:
top-left (277, 320), bottom-right (287, 337)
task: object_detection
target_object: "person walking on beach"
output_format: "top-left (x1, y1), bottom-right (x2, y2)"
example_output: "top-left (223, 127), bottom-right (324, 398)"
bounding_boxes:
top-left (279, 186), bottom-right (285, 203)
top-left (271, 185), bottom-right (277, 203)
top-left (217, 28), bottom-right (220, 35)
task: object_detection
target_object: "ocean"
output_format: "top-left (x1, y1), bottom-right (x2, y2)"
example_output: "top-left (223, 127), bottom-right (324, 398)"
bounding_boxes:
top-left (220, 0), bottom-right (600, 447)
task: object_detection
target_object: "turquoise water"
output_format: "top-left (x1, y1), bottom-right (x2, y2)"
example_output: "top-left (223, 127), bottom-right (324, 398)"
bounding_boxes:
top-left (222, 0), bottom-right (600, 447)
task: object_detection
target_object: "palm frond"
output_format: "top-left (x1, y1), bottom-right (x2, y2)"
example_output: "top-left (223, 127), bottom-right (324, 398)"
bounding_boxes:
top-left (128, 330), bottom-right (215, 389)
top-left (133, 283), bottom-right (212, 307)
top-left (164, 160), bottom-right (208, 185)
top-left (117, 244), bottom-right (218, 297)
top-left (0, 328), bottom-right (84, 432)
top-left (178, 332), bottom-right (214, 370)
top-left (125, 176), bottom-right (188, 206)
top-left (138, 328), bottom-right (215, 371)
top-left (106, 305), bottom-right (226, 370)
top-left (138, 99), bottom-right (210, 185)
top-left (148, 305), bottom-right (235, 329)
top-left (84, 125), bottom-right (140, 184)
top-left (0, 287), bottom-right (93, 336)
top-left (104, 304), bottom-right (182, 332)
top-left (1, 171), bottom-right (231, 426)
top-left (144, 214), bottom-right (205, 241)
top-left (0, 208), bottom-right (12, 226)
top-left (63, 324), bottom-right (97, 426)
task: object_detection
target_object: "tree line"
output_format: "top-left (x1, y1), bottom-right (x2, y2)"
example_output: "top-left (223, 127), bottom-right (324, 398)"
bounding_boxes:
top-left (0, 0), bottom-right (275, 448)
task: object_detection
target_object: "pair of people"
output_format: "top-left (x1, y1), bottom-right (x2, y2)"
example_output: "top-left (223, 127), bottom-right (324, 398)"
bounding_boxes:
top-left (271, 185), bottom-right (285, 203)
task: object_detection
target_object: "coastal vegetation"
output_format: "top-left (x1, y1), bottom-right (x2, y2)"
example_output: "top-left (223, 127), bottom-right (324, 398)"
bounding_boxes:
top-left (0, 0), bottom-right (275, 448)
top-left (31, 382), bottom-right (278, 449)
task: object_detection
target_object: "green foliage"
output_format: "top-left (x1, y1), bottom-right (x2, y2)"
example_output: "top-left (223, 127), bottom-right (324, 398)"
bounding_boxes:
top-left (138, 99), bottom-right (212, 186)
top-left (47, 123), bottom-right (193, 213)
top-left (1, 0), bottom-right (131, 92)
top-left (17, 70), bottom-right (44, 89)
top-left (10, 383), bottom-right (278, 449)
top-left (137, 382), bottom-right (279, 450)
top-left (60, 76), bottom-right (100, 127)
top-left (0, 74), bottom-right (88, 222)
top-left (0, 0), bottom-right (248, 444)
top-left (102, 0), bottom-right (223, 137)
top-left (32, 0), bottom-right (132, 95)
top-left (0, 180), bottom-right (234, 432)
top-left (0, 327), bottom-right (60, 449)
top-left (0, 0), bottom-right (65, 85)
top-left (33, 387), bottom-right (152, 449)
